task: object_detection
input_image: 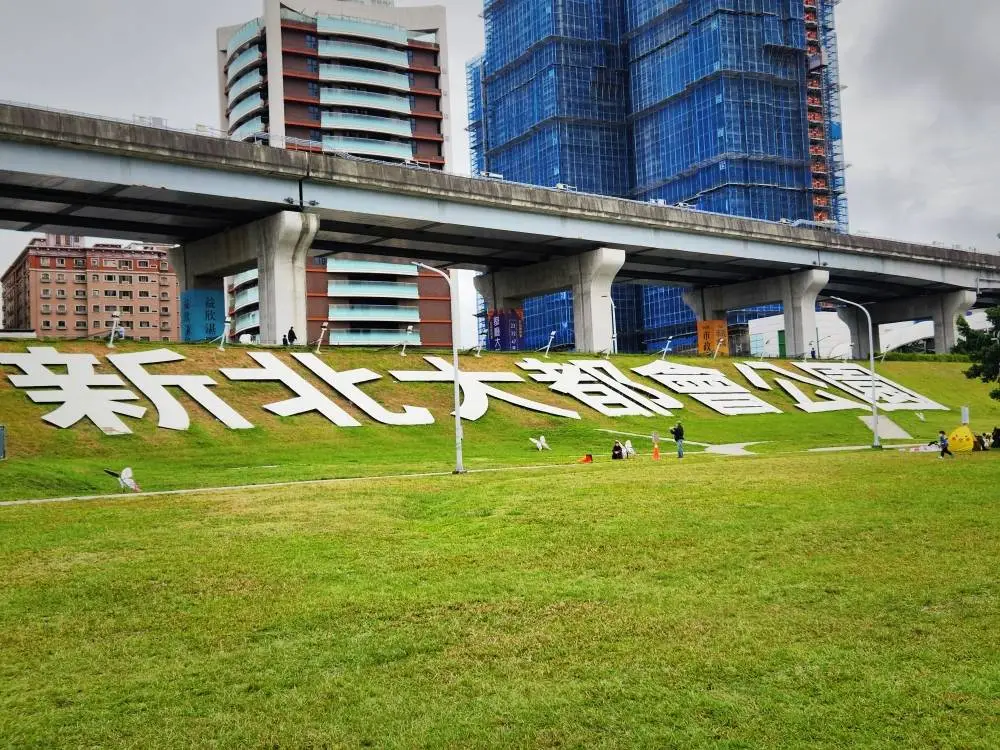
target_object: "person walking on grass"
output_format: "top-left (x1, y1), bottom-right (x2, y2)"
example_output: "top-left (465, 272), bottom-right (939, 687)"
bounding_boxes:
top-left (287, 327), bottom-right (298, 347)
top-left (938, 430), bottom-right (954, 459)
top-left (669, 421), bottom-right (685, 459)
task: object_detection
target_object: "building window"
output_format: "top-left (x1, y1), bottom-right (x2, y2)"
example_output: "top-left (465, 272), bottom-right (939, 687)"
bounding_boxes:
top-left (104, 290), bottom-right (118, 297)
top-left (91, 274), bottom-right (99, 281)
top-left (104, 259), bottom-right (116, 268)
top-left (57, 320), bottom-right (67, 329)
top-left (104, 274), bottom-right (116, 282)
top-left (105, 321), bottom-right (115, 328)
top-left (308, 82), bottom-right (320, 98)
top-left (74, 290), bottom-right (86, 299)
top-left (308, 105), bottom-right (320, 121)
top-left (139, 291), bottom-right (150, 298)
top-left (119, 306), bottom-right (133, 314)
top-left (75, 321), bottom-right (88, 329)
top-left (40, 304), bottom-right (51, 313)
top-left (159, 261), bottom-right (168, 271)
top-left (56, 304), bottom-right (67, 313)
top-left (161, 337), bottom-right (170, 342)
top-left (160, 292), bottom-right (170, 300)
top-left (139, 305), bottom-right (151, 313)
top-left (91, 258), bottom-right (99, 267)
top-left (161, 322), bottom-right (171, 329)
top-left (56, 273), bottom-right (66, 282)
top-left (138, 260), bottom-right (149, 268)
top-left (73, 258), bottom-right (85, 268)
top-left (74, 274), bottom-right (86, 283)
top-left (40, 272), bottom-right (51, 282)
top-left (119, 260), bottom-right (132, 270)
top-left (55, 258), bottom-right (65, 267)
top-left (93, 320), bottom-right (101, 328)
top-left (92, 305), bottom-right (100, 313)
top-left (305, 34), bottom-right (318, 49)
top-left (104, 305), bottom-right (117, 313)
top-left (40, 257), bottom-right (51, 267)
top-left (119, 275), bottom-right (132, 284)
top-left (75, 305), bottom-right (86, 314)
top-left (119, 291), bottom-right (133, 299)
top-left (307, 58), bottom-right (319, 73)
top-left (55, 289), bottom-right (67, 299)
top-left (92, 290), bottom-right (100, 297)
top-left (138, 275), bottom-right (150, 283)
top-left (160, 306), bottom-right (170, 314)
top-left (41, 289), bottom-right (51, 298)
top-left (139, 321), bottom-right (151, 328)
top-left (41, 320), bottom-right (51, 329)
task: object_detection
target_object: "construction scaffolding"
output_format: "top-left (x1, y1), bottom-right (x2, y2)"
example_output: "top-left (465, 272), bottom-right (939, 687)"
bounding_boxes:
top-left (470, 0), bottom-right (849, 347)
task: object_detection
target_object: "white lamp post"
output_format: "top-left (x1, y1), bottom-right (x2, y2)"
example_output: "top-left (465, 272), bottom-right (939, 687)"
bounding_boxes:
top-left (399, 324), bottom-right (414, 357)
top-left (107, 310), bottom-right (121, 349)
top-left (314, 322), bottom-right (329, 354)
top-left (411, 262), bottom-right (465, 474)
top-left (659, 335), bottom-right (674, 360)
top-left (218, 316), bottom-right (233, 352)
top-left (829, 295), bottom-right (880, 448)
top-left (601, 294), bottom-right (618, 355)
top-left (543, 330), bottom-right (557, 358)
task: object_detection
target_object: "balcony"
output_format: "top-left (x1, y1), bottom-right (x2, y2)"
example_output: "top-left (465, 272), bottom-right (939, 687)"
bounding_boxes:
top-left (320, 87), bottom-right (411, 115)
top-left (226, 17), bottom-right (263, 59)
top-left (227, 46), bottom-right (263, 83)
top-left (231, 269), bottom-right (259, 289)
top-left (327, 280), bottom-right (418, 299)
top-left (321, 112), bottom-right (412, 137)
top-left (323, 136), bottom-right (413, 161)
top-left (233, 310), bottom-right (260, 334)
top-left (232, 286), bottom-right (259, 311)
top-left (329, 329), bottom-right (421, 346)
top-left (231, 117), bottom-right (266, 142)
top-left (326, 258), bottom-right (418, 275)
top-left (319, 40), bottom-right (409, 69)
top-left (229, 69), bottom-right (264, 107)
top-left (319, 64), bottom-right (409, 91)
top-left (229, 93), bottom-right (266, 125)
top-left (328, 305), bottom-right (420, 322)
top-left (317, 15), bottom-right (409, 46)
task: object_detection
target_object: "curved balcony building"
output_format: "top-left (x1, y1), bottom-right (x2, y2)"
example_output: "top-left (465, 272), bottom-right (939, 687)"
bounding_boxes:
top-left (217, 1), bottom-right (452, 348)
top-left (218, 0), bottom-right (449, 167)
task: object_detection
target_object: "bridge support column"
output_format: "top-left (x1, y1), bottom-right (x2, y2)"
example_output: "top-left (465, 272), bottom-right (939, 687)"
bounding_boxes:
top-left (684, 270), bottom-right (829, 358)
top-left (173, 211), bottom-right (318, 345)
top-left (838, 290), bottom-right (977, 356)
top-left (836, 307), bottom-right (881, 359)
top-left (474, 247), bottom-right (625, 353)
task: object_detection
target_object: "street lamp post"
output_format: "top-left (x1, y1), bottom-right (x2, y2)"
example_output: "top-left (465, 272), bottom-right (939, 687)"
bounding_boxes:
top-left (829, 295), bottom-right (880, 448)
top-left (412, 262), bottom-right (465, 473)
top-left (601, 294), bottom-right (618, 355)
top-left (107, 310), bottom-right (121, 349)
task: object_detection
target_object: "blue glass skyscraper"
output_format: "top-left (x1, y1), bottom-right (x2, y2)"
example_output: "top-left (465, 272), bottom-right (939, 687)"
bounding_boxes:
top-left (469, 0), bottom-right (847, 352)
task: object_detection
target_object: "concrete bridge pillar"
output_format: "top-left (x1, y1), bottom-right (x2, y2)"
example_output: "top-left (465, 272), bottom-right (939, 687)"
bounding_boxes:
top-left (684, 269), bottom-right (829, 358)
top-left (838, 290), bottom-right (978, 356)
top-left (172, 211), bottom-right (318, 345)
top-left (474, 247), bottom-right (626, 353)
top-left (836, 306), bottom-right (881, 360)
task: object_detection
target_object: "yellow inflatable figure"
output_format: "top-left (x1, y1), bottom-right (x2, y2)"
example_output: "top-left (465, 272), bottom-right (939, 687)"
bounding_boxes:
top-left (948, 425), bottom-right (976, 453)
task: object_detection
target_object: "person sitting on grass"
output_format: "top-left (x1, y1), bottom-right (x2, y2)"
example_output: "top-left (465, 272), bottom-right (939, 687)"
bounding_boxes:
top-left (612, 440), bottom-right (624, 460)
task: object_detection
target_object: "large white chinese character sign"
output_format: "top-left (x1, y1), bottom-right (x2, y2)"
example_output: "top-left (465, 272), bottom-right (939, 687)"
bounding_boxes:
top-left (391, 356), bottom-right (580, 420)
top-left (792, 362), bottom-right (947, 412)
top-left (0, 347), bottom-right (950, 434)
top-left (516, 359), bottom-right (682, 417)
top-left (0, 347), bottom-right (145, 435)
top-left (733, 361), bottom-right (868, 414)
top-left (633, 361), bottom-right (780, 416)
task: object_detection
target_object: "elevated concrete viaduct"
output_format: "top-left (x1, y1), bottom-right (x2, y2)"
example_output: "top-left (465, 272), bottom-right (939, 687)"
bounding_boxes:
top-left (0, 103), bottom-right (998, 349)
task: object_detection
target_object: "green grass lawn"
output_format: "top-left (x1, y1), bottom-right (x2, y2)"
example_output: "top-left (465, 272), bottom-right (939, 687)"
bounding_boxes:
top-left (1, 451), bottom-right (999, 748)
top-left (2, 340), bottom-right (998, 501)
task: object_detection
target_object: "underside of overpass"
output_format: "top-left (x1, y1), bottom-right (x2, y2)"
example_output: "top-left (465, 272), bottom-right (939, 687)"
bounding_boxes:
top-left (0, 103), bottom-right (998, 349)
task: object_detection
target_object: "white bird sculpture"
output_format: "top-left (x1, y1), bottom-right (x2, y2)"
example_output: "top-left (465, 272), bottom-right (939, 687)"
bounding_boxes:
top-left (529, 435), bottom-right (551, 451)
top-left (103, 467), bottom-right (142, 493)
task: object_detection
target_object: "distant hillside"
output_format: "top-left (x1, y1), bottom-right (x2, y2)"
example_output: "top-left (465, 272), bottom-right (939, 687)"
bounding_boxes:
top-left (0, 340), bottom-right (997, 500)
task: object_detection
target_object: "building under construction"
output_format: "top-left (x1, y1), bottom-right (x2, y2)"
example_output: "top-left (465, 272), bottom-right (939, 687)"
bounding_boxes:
top-left (469, 0), bottom-right (847, 351)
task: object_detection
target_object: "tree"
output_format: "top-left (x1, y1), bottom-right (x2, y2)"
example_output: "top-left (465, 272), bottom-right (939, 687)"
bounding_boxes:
top-left (954, 307), bottom-right (1000, 401)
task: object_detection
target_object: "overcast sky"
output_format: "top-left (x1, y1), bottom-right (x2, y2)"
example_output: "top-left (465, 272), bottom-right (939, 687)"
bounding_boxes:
top-left (0, 0), bottom-right (998, 274)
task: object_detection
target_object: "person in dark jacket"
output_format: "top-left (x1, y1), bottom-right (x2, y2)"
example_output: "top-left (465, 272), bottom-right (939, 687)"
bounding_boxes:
top-left (611, 441), bottom-right (624, 460)
top-left (287, 327), bottom-right (297, 346)
top-left (669, 421), bottom-right (685, 459)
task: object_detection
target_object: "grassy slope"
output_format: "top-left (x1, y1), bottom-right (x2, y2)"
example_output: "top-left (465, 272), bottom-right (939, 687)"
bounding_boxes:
top-left (0, 339), bottom-right (998, 500)
top-left (0, 453), bottom-right (998, 748)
